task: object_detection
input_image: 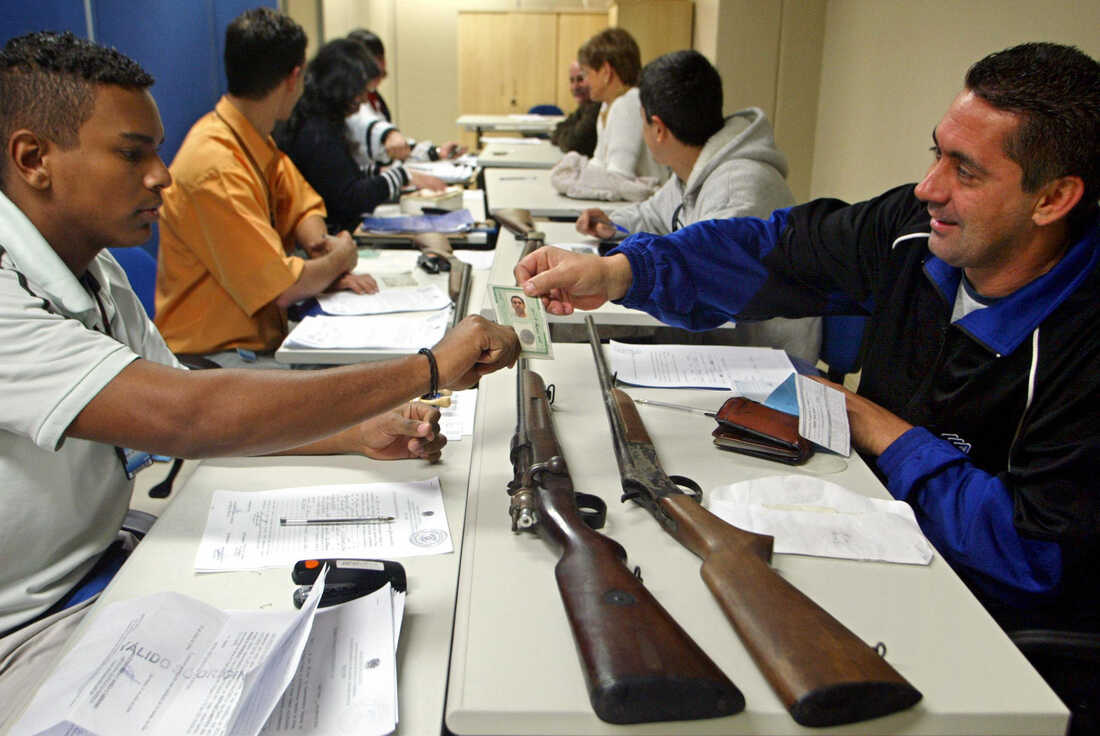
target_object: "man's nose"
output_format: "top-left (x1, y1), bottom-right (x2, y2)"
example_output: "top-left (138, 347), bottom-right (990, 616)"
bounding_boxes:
top-left (915, 161), bottom-right (947, 204)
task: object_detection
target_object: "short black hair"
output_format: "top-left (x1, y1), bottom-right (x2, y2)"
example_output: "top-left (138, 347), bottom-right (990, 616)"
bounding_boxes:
top-left (281, 38), bottom-right (378, 141)
top-left (965, 42), bottom-right (1100, 231)
top-left (578, 28), bottom-right (641, 87)
top-left (0, 31), bottom-right (153, 186)
top-left (639, 50), bottom-right (723, 147)
top-left (224, 7), bottom-right (307, 99)
top-left (347, 29), bottom-right (384, 61)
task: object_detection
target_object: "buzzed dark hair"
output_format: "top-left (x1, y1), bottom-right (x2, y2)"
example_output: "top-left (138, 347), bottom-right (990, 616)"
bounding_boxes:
top-left (578, 28), bottom-right (641, 86)
top-left (639, 50), bottom-right (723, 147)
top-left (965, 42), bottom-right (1100, 231)
top-left (224, 7), bottom-right (307, 99)
top-left (0, 31), bottom-right (153, 187)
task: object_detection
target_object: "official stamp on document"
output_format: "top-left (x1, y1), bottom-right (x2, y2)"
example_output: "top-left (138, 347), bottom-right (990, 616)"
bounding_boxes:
top-left (490, 284), bottom-right (554, 359)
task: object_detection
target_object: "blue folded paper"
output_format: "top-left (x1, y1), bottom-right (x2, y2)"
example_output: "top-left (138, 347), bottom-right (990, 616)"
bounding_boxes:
top-left (361, 209), bottom-right (475, 233)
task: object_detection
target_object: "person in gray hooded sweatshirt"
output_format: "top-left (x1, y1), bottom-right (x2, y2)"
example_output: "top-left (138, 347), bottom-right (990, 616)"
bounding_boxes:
top-left (576, 50), bottom-right (820, 361)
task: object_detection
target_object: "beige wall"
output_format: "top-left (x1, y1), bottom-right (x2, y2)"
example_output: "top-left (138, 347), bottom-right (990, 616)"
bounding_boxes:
top-left (811, 0), bottom-right (1100, 203)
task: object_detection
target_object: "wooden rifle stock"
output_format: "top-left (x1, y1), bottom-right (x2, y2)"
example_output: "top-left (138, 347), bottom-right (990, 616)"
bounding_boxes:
top-left (586, 317), bottom-right (922, 727)
top-left (492, 208), bottom-right (545, 260)
top-left (509, 364), bottom-right (744, 724)
top-left (413, 232), bottom-right (471, 325)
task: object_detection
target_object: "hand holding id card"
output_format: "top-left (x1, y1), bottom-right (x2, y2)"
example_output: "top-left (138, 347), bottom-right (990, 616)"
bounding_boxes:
top-left (490, 284), bottom-right (554, 359)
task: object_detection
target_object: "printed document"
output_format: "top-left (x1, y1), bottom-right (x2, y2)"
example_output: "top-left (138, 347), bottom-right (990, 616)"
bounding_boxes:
top-left (282, 311), bottom-right (449, 350)
top-left (608, 341), bottom-right (794, 399)
top-left (707, 476), bottom-right (934, 565)
top-left (317, 284), bottom-right (451, 316)
top-left (262, 584), bottom-right (404, 736)
top-left (15, 568), bottom-right (328, 736)
top-left (195, 479), bottom-right (453, 572)
top-left (796, 375), bottom-right (851, 456)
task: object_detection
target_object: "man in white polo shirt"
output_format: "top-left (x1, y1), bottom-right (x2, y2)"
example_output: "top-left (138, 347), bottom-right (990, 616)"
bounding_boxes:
top-left (0, 31), bottom-right (518, 719)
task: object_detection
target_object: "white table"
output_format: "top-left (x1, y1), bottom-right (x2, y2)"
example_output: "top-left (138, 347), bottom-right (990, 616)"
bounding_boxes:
top-left (13, 442), bottom-right (475, 736)
top-left (275, 249), bottom-right (489, 366)
top-left (478, 140), bottom-right (564, 169)
top-left (445, 344), bottom-right (1068, 735)
top-left (458, 114), bottom-right (563, 141)
top-left (485, 167), bottom-right (628, 219)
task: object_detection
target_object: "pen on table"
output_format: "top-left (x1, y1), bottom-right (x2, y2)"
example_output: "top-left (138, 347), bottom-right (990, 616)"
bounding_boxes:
top-left (633, 397), bottom-right (715, 417)
top-left (280, 516), bottom-right (395, 527)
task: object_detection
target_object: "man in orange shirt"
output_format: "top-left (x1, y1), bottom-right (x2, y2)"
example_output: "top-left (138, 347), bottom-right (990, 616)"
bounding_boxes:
top-left (156, 8), bottom-right (375, 363)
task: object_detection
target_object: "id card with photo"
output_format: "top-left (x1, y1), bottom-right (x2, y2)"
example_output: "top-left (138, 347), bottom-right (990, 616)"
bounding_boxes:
top-left (490, 285), bottom-right (554, 360)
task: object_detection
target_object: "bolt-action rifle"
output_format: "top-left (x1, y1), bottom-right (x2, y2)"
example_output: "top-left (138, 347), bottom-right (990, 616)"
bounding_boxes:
top-left (585, 316), bottom-right (922, 727)
top-left (507, 359), bottom-right (745, 724)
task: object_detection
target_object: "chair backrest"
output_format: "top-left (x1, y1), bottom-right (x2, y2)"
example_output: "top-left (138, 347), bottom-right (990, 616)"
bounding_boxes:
top-left (820, 315), bottom-right (867, 381)
top-left (528, 104), bottom-right (564, 116)
top-left (108, 246), bottom-right (157, 318)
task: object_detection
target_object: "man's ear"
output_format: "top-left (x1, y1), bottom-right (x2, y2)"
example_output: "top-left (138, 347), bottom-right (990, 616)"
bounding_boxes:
top-left (649, 114), bottom-right (669, 143)
top-left (8, 130), bottom-right (52, 191)
top-left (1032, 175), bottom-right (1085, 227)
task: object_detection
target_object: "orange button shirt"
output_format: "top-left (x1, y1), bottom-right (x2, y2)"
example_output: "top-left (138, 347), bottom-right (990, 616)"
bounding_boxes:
top-left (155, 97), bottom-right (325, 353)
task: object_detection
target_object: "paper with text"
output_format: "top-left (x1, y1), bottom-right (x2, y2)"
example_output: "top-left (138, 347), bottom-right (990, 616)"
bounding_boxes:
top-left (317, 284), bottom-right (450, 316)
top-left (796, 375), bottom-right (851, 456)
top-left (15, 569), bottom-right (328, 736)
top-left (195, 480), bottom-right (452, 572)
top-left (262, 585), bottom-right (404, 736)
top-left (282, 311), bottom-right (449, 350)
top-left (707, 476), bottom-right (934, 565)
top-left (437, 388), bottom-right (477, 441)
top-left (608, 341), bottom-right (794, 400)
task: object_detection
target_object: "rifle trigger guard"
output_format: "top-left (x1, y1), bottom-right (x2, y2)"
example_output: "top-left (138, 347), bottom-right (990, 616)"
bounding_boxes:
top-left (544, 383), bottom-right (555, 405)
top-left (574, 492), bottom-right (607, 530)
top-left (669, 474), bottom-right (703, 502)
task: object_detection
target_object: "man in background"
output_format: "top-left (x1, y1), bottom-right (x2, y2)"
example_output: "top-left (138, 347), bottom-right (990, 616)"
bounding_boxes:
top-left (550, 60), bottom-right (599, 157)
top-left (575, 50), bottom-right (819, 361)
top-left (156, 8), bottom-right (375, 365)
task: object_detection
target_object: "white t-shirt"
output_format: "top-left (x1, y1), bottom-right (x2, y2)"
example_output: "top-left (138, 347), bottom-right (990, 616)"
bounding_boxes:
top-left (592, 87), bottom-right (662, 180)
top-left (0, 191), bottom-right (179, 632)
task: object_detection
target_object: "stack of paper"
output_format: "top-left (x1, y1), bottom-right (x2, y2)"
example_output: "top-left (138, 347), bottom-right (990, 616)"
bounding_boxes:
top-left (282, 310), bottom-right (450, 350)
top-left (316, 284), bottom-right (451, 316)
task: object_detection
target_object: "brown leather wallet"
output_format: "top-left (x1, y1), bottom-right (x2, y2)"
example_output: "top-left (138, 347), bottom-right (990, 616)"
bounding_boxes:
top-left (711, 397), bottom-right (814, 465)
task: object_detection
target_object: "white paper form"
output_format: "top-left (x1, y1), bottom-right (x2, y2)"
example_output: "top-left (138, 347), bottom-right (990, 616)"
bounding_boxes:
top-left (707, 476), bottom-right (934, 565)
top-left (437, 388), bottom-right (477, 441)
top-left (195, 480), bottom-right (453, 572)
top-left (608, 341), bottom-right (795, 400)
top-left (262, 585), bottom-right (405, 736)
top-left (316, 285), bottom-right (450, 316)
top-left (453, 250), bottom-right (496, 270)
top-left (15, 569), bottom-right (328, 736)
top-left (795, 375), bottom-right (851, 456)
top-left (282, 311), bottom-right (449, 350)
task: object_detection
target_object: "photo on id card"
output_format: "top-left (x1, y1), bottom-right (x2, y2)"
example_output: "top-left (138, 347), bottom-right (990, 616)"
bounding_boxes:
top-left (490, 285), bottom-right (553, 359)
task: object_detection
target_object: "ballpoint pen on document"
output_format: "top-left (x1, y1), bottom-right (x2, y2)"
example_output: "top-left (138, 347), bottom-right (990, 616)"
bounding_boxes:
top-left (633, 397), bottom-right (715, 417)
top-left (280, 516), bottom-right (395, 526)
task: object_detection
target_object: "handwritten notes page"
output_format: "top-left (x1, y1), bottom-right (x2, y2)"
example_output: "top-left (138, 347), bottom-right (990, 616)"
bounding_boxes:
top-left (195, 480), bottom-right (452, 572)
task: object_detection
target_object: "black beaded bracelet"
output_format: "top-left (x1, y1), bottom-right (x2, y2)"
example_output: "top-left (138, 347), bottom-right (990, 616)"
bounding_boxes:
top-left (418, 347), bottom-right (439, 399)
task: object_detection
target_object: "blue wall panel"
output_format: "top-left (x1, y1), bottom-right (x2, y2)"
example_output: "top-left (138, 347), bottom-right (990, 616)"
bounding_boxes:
top-left (0, 0), bottom-right (88, 41)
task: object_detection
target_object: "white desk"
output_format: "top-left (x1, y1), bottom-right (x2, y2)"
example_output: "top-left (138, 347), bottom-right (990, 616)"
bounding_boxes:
top-left (485, 167), bottom-right (628, 219)
top-left (477, 140), bottom-right (563, 169)
top-left (275, 249), bottom-right (488, 366)
top-left (445, 344), bottom-right (1067, 735)
top-left (484, 221), bottom-right (664, 329)
top-left (458, 114), bottom-right (563, 140)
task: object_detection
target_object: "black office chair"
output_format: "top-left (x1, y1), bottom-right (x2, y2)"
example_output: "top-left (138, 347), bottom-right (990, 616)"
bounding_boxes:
top-left (1011, 629), bottom-right (1100, 735)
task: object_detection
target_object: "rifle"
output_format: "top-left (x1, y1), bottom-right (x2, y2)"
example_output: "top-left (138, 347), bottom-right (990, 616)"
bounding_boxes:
top-left (585, 316), bottom-right (922, 727)
top-left (492, 207), bottom-right (545, 260)
top-left (507, 360), bottom-right (744, 724)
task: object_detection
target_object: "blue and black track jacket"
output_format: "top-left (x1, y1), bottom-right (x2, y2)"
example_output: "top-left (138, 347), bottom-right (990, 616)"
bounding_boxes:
top-left (612, 184), bottom-right (1100, 630)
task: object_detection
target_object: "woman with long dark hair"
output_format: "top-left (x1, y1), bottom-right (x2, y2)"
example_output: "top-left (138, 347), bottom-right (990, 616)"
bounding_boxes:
top-left (276, 39), bottom-right (406, 231)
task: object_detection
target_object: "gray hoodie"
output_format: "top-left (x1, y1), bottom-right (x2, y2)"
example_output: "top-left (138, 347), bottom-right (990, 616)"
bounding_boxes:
top-left (611, 107), bottom-right (793, 232)
top-left (610, 108), bottom-right (821, 362)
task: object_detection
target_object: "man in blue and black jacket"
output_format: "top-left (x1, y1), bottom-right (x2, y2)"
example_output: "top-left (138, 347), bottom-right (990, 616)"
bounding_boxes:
top-left (516, 42), bottom-right (1100, 634)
